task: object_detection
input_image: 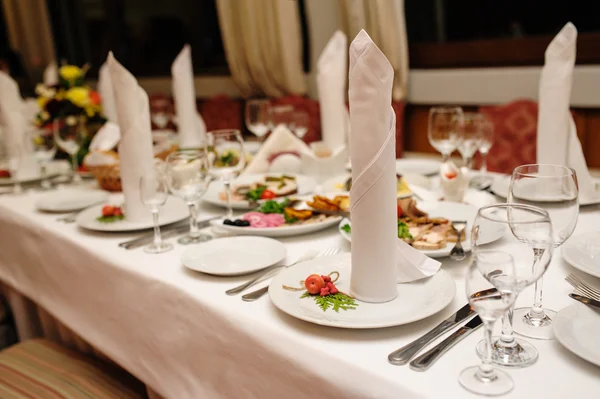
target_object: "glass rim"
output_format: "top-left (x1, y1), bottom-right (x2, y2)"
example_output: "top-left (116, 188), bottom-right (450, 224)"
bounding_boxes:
top-left (206, 129), bottom-right (242, 136)
top-left (165, 148), bottom-right (208, 161)
top-left (475, 203), bottom-right (551, 224)
top-left (512, 164), bottom-right (575, 179)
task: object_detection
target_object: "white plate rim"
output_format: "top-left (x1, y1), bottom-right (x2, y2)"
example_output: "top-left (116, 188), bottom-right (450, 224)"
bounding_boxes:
top-left (35, 190), bottom-right (109, 213)
top-left (395, 159), bottom-right (441, 176)
top-left (554, 303), bottom-right (600, 367)
top-left (562, 232), bottom-right (600, 279)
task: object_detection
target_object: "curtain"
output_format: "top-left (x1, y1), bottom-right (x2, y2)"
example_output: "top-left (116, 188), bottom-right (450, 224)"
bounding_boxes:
top-left (216, 0), bottom-right (307, 98)
top-left (1, 0), bottom-right (56, 79)
top-left (338, 0), bottom-right (409, 101)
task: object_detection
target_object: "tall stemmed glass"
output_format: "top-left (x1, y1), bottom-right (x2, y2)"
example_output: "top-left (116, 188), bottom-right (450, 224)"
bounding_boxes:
top-left (428, 107), bottom-right (464, 162)
top-left (53, 118), bottom-right (86, 185)
top-left (245, 99), bottom-right (271, 142)
top-left (26, 129), bottom-right (56, 190)
top-left (269, 105), bottom-right (294, 131)
top-left (458, 113), bottom-right (484, 169)
top-left (473, 204), bottom-right (554, 369)
top-left (291, 110), bottom-right (309, 139)
top-left (460, 252), bottom-right (517, 396)
top-left (508, 164), bottom-right (579, 339)
top-left (471, 119), bottom-right (495, 188)
top-left (166, 149), bottom-right (213, 244)
top-left (140, 175), bottom-right (173, 254)
top-left (206, 129), bottom-right (246, 219)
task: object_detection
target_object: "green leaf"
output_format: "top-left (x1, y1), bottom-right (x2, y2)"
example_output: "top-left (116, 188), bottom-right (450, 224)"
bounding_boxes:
top-left (96, 214), bottom-right (125, 223)
top-left (398, 221), bottom-right (413, 240)
top-left (301, 291), bottom-right (358, 313)
top-left (340, 223), bottom-right (351, 233)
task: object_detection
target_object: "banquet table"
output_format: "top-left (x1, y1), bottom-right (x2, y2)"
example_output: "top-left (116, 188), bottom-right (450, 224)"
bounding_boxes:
top-left (0, 177), bottom-right (599, 398)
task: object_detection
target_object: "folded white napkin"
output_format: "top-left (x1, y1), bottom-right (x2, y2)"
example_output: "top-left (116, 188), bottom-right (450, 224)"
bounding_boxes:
top-left (0, 71), bottom-right (26, 158)
top-left (107, 53), bottom-right (156, 222)
top-left (243, 125), bottom-right (311, 174)
top-left (348, 30), bottom-right (441, 303)
top-left (89, 121), bottom-right (121, 152)
top-left (318, 31), bottom-right (349, 151)
top-left (172, 45), bottom-right (206, 148)
top-left (537, 22), bottom-right (597, 198)
top-left (98, 62), bottom-right (118, 123)
top-left (43, 61), bottom-right (59, 86)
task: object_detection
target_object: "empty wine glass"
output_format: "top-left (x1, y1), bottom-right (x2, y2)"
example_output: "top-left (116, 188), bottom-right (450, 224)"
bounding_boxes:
top-left (53, 117), bottom-right (86, 185)
top-left (269, 105), bottom-right (294, 131)
top-left (508, 164), bottom-right (579, 340)
top-left (206, 129), bottom-right (246, 219)
top-left (471, 118), bottom-right (495, 189)
top-left (26, 129), bottom-right (56, 190)
top-left (460, 252), bottom-right (516, 396)
top-left (428, 106), bottom-right (464, 162)
top-left (245, 99), bottom-right (271, 141)
top-left (166, 149), bottom-right (213, 244)
top-left (458, 113), bottom-right (484, 169)
top-left (291, 110), bottom-right (309, 139)
top-left (140, 174), bottom-right (173, 254)
top-left (472, 204), bottom-right (554, 369)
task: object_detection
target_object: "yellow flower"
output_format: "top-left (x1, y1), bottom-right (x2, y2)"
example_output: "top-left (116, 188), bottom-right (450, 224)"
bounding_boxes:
top-left (59, 65), bottom-right (82, 81)
top-left (40, 111), bottom-right (50, 121)
top-left (66, 87), bottom-right (90, 108)
top-left (37, 96), bottom-right (48, 109)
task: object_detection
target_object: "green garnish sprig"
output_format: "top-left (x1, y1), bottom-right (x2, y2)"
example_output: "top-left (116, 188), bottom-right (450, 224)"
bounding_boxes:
top-left (300, 291), bottom-right (359, 312)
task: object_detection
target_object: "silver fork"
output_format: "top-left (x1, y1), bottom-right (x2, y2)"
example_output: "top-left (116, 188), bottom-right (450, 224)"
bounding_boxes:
top-left (241, 247), bottom-right (341, 301)
top-left (565, 273), bottom-right (600, 301)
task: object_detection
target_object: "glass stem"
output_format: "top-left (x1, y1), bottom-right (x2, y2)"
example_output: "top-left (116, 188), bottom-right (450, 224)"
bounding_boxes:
top-left (442, 153), bottom-right (450, 163)
top-left (40, 163), bottom-right (51, 190)
top-left (188, 202), bottom-right (200, 238)
top-left (71, 154), bottom-right (81, 184)
top-left (498, 304), bottom-right (517, 348)
top-left (152, 210), bottom-right (161, 247)
top-left (476, 320), bottom-right (497, 382)
top-left (480, 152), bottom-right (488, 175)
top-left (224, 180), bottom-right (233, 219)
top-left (527, 248), bottom-right (547, 321)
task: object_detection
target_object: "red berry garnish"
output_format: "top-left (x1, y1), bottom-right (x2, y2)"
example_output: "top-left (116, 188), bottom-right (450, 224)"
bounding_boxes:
top-left (330, 286), bottom-right (339, 294)
top-left (322, 275), bottom-right (331, 282)
top-left (320, 287), bottom-right (330, 296)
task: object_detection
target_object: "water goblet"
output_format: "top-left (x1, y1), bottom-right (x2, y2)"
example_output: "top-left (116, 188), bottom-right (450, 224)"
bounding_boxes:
top-left (458, 113), bottom-right (485, 169)
top-left (245, 99), bottom-right (271, 142)
top-left (53, 117), bottom-right (86, 186)
top-left (291, 110), bottom-right (309, 139)
top-left (26, 129), bottom-right (56, 190)
top-left (428, 106), bottom-right (464, 162)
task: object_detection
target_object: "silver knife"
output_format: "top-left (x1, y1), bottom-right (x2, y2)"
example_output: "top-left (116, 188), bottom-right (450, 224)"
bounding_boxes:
top-left (388, 302), bottom-right (475, 365)
top-left (569, 293), bottom-right (600, 310)
top-left (410, 316), bottom-right (483, 371)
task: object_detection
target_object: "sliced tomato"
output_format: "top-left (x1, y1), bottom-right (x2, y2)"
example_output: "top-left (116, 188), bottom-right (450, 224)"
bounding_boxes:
top-left (260, 190), bottom-right (276, 200)
top-left (113, 207), bottom-right (123, 217)
top-left (445, 171), bottom-right (458, 179)
top-left (397, 204), bottom-right (403, 218)
top-left (102, 205), bottom-right (115, 217)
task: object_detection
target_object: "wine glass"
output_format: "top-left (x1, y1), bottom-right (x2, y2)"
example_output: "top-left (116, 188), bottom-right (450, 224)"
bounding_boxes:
top-left (459, 252), bottom-right (517, 396)
top-left (0, 138), bottom-right (22, 194)
top-left (140, 175), bottom-right (173, 254)
top-left (165, 149), bottom-right (213, 244)
top-left (26, 129), bottom-right (56, 190)
top-left (472, 204), bottom-right (554, 369)
top-left (245, 99), bottom-right (271, 141)
top-left (508, 164), bottom-right (579, 340)
top-left (428, 106), bottom-right (464, 162)
top-left (269, 105), bottom-right (294, 130)
top-left (53, 118), bottom-right (86, 185)
top-left (291, 110), bottom-right (309, 139)
top-left (206, 129), bottom-right (246, 219)
top-left (458, 113), bottom-right (484, 169)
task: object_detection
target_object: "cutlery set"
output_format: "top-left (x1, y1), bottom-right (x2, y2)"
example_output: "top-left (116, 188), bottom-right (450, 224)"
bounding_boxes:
top-left (565, 273), bottom-right (600, 309)
top-left (117, 217), bottom-right (219, 249)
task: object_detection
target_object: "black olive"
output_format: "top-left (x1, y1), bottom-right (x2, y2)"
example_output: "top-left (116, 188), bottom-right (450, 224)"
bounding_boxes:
top-left (223, 219), bottom-right (234, 225)
top-left (238, 220), bottom-right (250, 227)
top-left (233, 219), bottom-right (245, 226)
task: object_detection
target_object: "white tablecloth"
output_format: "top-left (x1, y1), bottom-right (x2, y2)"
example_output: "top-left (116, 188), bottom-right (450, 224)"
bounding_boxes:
top-left (0, 187), bottom-right (598, 398)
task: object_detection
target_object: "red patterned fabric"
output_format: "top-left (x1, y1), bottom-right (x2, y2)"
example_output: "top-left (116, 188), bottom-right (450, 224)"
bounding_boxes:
top-left (272, 95), bottom-right (321, 144)
top-left (478, 99), bottom-right (538, 174)
top-left (198, 95), bottom-right (243, 131)
top-left (392, 101), bottom-right (406, 158)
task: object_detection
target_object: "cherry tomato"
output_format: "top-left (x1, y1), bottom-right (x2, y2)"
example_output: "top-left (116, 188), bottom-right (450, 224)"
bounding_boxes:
top-left (397, 204), bottom-right (403, 218)
top-left (113, 207), bottom-right (123, 217)
top-left (0, 170), bottom-right (10, 178)
top-left (260, 190), bottom-right (276, 200)
top-left (102, 205), bottom-right (115, 217)
top-left (445, 171), bottom-right (458, 179)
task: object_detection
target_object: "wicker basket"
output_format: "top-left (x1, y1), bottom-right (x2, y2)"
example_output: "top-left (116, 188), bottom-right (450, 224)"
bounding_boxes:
top-left (89, 164), bottom-right (122, 192)
top-left (154, 144), bottom-right (179, 161)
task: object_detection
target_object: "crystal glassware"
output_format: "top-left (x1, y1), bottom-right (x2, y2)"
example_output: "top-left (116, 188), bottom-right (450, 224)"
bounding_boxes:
top-left (0, 138), bottom-right (22, 194)
top-left (206, 129), bottom-right (246, 219)
top-left (458, 112), bottom-right (485, 169)
top-left (472, 204), bottom-right (554, 368)
top-left (291, 110), bottom-right (309, 139)
top-left (26, 129), bottom-right (56, 190)
top-left (459, 251), bottom-right (517, 396)
top-left (245, 99), bottom-right (271, 141)
top-left (165, 149), bottom-right (213, 244)
top-left (269, 105), bottom-right (294, 131)
top-left (427, 106), bottom-right (464, 162)
top-left (53, 117), bottom-right (86, 186)
top-left (508, 164), bottom-right (579, 339)
top-left (139, 174), bottom-right (173, 254)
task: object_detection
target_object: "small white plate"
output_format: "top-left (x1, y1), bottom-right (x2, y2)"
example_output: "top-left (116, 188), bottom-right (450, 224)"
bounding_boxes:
top-left (269, 253), bottom-right (456, 329)
top-left (210, 215), bottom-right (341, 238)
top-left (36, 189), bottom-right (109, 213)
top-left (76, 196), bottom-right (188, 232)
top-left (490, 175), bottom-right (600, 206)
top-left (554, 303), bottom-right (600, 367)
top-left (181, 236), bottom-right (286, 276)
top-left (562, 232), bottom-right (600, 278)
top-left (396, 159), bottom-right (441, 176)
top-left (203, 173), bottom-right (317, 210)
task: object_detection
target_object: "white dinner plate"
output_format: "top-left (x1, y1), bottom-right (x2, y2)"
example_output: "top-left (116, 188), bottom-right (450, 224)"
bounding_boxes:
top-left (490, 175), bottom-right (600, 206)
top-left (35, 189), bottom-right (109, 213)
top-left (562, 232), bottom-right (600, 278)
top-left (76, 196), bottom-right (188, 232)
top-left (395, 159), bottom-right (441, 176)
top-left (321, 173), bottom-right (431, 199)
top-left (203, 173), bottom-right (317, 210)
top-left (269, 253), bottom-right (456, 329)
top-left (210, 215), bottom-right (341, 238)
top-left (554, 303), bottom-right (600, 367)
top-left (181, 236), bottom-right (286, 276)
top-left (338, 201), bottom-right (488, 258)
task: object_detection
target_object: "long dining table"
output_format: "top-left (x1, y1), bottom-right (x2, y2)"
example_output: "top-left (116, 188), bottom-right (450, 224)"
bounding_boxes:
top-left (0, 170), bottom-right (599, 398)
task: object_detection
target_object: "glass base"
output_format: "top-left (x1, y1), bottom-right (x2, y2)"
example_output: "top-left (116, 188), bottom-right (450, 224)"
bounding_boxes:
top-left (512, 307), bottom-right (556, 340)
top-left (476, 337), bottom-right (538, 368)
top-left (459, 365), bottom-right (513, 396)
top-left (177, 233), bottom-right (212, 245)
top-left (144, 242), bottom-right (173, 254)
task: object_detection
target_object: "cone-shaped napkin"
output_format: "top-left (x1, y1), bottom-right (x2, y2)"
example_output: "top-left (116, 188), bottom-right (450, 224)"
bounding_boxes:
top-left (318, 31), bottom-right (349, 151)
top-left (43, 61), bottom-right (59, 86)
top-left (348, 30), bottom-right (441, 303)
top-left (537, 22), bottom-right (597, 199)
top-left (172, 45), bottom-right (206, 148)
top-left (107, 53), bottom-right (156, 222)
top-left (0, 71), bottom-right (27, 158)
top-left (98, 62), bottom-right (118, 123)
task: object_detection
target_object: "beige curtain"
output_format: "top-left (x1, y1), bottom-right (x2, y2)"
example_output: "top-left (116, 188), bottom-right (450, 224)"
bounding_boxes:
top-left (338, 0), bottom-right (409, 101)
top-left (1, 0), bottom-right (55, 79)
top-left (216, 0), bottom-right (307, 98)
